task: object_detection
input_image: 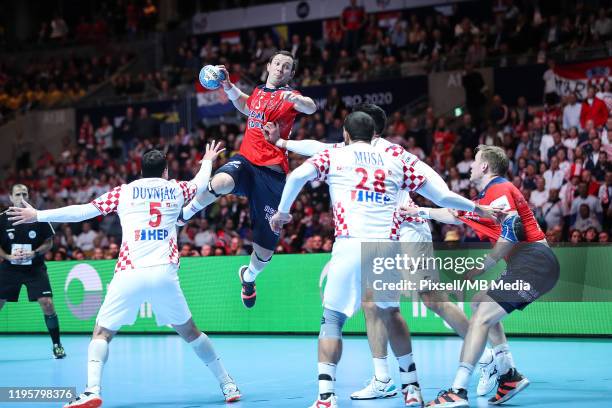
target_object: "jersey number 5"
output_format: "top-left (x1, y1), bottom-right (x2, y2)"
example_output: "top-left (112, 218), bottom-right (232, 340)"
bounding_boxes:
top-left (355, 168), bottom-right (386, 193)
top-left (149, 202), bottom-right (162, 227)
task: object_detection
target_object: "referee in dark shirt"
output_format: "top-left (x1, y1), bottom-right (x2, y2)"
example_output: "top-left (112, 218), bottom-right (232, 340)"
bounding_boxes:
top-left (0, 184), bottom-right (65, 358)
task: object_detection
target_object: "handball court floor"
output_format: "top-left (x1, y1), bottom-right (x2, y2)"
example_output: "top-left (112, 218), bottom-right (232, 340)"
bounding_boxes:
top-left (0, 334), bottom-right (610, 408)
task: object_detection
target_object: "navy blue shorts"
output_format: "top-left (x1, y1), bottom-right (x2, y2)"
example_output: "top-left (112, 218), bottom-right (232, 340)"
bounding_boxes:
top-left (214, 154), bottom-right (286, 251)
top-left (487, 243), bottom-right (560, 313)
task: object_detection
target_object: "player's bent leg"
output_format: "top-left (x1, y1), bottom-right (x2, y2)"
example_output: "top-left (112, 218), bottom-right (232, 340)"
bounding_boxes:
top-left (181, 172), bottom-right (236, 223)
top-left (37, 296), bottom-right (65, 358)
top-left (64, 325), bottom-right (115, 408)
top-left (239, 243), bottom-right (273, 308)
top-left (172, 318), bottom-right (241, 402)
top-left (351, 301), bottom-right (398, 401)
top-left (421, 290), bottom-right (469, 337)
top-left (312, 308), bottom-right (346, 408)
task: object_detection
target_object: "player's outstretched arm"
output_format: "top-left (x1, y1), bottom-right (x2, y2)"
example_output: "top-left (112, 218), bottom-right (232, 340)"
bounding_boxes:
top-left (7, 199), bottom-right (101, 225)
top-left (263, 122), bottom-right (341, 157)
top-left (269, 161), bottom-right (318, 233)
top-left (402, 207), bottom-right (463, 225)
top-left (217, 65), bottom-right (249, 116)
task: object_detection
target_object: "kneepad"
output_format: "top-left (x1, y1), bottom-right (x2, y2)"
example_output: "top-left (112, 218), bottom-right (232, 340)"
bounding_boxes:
top-left (319, 308), bottom-right (347, 339)
top-left (207, 179), bottom-right (225, 198)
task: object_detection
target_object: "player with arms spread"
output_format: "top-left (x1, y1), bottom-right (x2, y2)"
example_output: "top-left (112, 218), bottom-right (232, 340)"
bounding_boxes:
top-left (180, 50), bottom-right (316, 308)
top-left (265, 104), bottom-right (500, 401)
top-left (8, 143), bottom-right (242, 408)
top-left (408, 145), bottom-right (560, 407)
top-left (269, 112), bottom-right (495, 408)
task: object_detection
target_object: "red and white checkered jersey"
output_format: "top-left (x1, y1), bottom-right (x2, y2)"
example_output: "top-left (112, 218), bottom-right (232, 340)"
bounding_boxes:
top-left (91, 178), bottom-right (197, 272)
top-left (307, 142), bottom-right (426, 240)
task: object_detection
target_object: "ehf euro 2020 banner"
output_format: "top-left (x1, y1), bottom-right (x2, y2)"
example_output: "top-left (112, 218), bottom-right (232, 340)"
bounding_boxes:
top-left (553, 57), bottom-right (612, 99)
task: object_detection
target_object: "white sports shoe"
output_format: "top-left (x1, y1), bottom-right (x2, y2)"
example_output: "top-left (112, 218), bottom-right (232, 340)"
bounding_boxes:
top-left (63, 391), bottom-right (102, 408)
top-left (402, 384), bottom-right (424, 406)
top-left (221, 379), bottom-right (241, 402)
top-left (308, 394), bottom-right (338, 408)
top-left (477, 348), bottom-right (498, 396)
top-left (350, 376), bottom-right (398, 400)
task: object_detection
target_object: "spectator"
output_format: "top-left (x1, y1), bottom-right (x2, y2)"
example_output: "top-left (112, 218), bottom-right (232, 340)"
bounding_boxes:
top-left (340, 0), bottom-right (367, 53)
top-left (50, 14), bottom-right (69, 42)
top-left (572, 204), bottom-right (602, 232)
top-left (76, 222), bottom-right (97, 253)
top-left (571, 181), bottom-right (603, 221)
top-left (95, 116), bottom-right (114, 152)
top-left (580, 86), bottom-right (608, 129)
top-left (193, 219), bottom-right (217, 248)
top-left (540, 188), bottom-right (563, 232)
top-left (593, 7), bottom-right (612, 39)
top-left (563, 93), bottom-right (582, 130)
top-left (530, 177), bottom-right (549, 210)
top-left (543, 156), bottom-right (565, 190)
top-left (542, 59), bottom-right (559, 105)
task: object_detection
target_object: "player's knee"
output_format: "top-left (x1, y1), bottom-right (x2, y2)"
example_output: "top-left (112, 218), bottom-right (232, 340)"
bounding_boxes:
top-left (361, 300), bottom-right (378, 315)
top-left (92, 325), bottom-right (115, 342)
top-left (319, 308), bottom-right (347, 340)
top-left (470, 310), bottom-right (496, 328)
top-left (38, 297), bottom-right (54, 313)
top-left (252, 245), bottom-right (273, 263)
top-left (209, 173), bottom-right (234, 196)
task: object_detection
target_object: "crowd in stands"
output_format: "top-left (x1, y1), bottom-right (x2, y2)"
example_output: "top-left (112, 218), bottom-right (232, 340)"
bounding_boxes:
top-left (0, 53), bottom-right (133, 122)
top-left (0, 0), bottom-right (611, 260)
top-left (1, 74), bottom-right (611, 260)
top-left (166, 0), bottom-right (612, 91)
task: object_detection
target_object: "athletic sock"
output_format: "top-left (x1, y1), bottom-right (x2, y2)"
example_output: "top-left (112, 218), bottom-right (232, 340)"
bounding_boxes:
top-left (452, 362), bottom-right (474, 392)
top-left (373, 356), bottom-right (390, 382)
top-left (44, 313), bottom-right (61, 345)
top-left (493, 343), bottom-right (515, 375)
top-left (182, 199), bottom-right (204, 220)
top-left (397, 353), bottom-right (419, 388)
top-left (190, 333), bottom-right (231, 384)
top-left (243, 253), bottom-right (270, 283)
top-left (318, 362), bottom-right (336, 400)
top-left (86, 339), bottom-right (109, 395)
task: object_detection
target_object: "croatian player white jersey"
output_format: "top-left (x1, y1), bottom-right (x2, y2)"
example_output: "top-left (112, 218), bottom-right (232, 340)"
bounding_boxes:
top-left (91, 178), bottom-right (197, 272)
top-left (307, 143), bottom-right (425, 240)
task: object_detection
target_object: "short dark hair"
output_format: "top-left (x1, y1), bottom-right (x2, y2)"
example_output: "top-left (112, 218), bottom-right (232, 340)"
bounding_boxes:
top-left (344, 111), bottom-right (375, 142)
top-left (352, 103), bottom-right (387, 135)
top-left (268, 50), bottom-right (298, 73)
top-left (142, 149), bottom-right (167, 178)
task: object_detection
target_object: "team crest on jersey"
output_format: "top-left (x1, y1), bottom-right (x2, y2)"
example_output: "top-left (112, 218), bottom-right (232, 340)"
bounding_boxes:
top-left (8, 232), bottom-right (14, 240)
top-left (227, 160), bottom-right (242, 168)
top-left (135, 229), bottom-right (169, 241)
top-left (29, 230), bottom-right (36, 239)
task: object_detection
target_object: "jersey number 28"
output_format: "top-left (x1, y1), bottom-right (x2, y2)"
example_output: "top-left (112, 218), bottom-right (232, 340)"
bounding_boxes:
top-left (355, 168), bottom-right (386, 193)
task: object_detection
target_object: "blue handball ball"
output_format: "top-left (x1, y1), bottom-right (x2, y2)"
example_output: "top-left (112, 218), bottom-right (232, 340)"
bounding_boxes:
top-left (198, 65), bottom-right (226, 90)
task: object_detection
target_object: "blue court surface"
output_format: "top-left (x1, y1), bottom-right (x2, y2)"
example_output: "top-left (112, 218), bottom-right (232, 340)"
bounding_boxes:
top-left (0, 334), bottom-right (610, 408)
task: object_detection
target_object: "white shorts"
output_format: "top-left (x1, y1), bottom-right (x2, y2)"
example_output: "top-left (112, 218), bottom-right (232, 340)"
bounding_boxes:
top-left (323, 237), bottom-right (393, 317)
top-left (376, 224), bottom-right (440, 309)
top-left (96, 264), bottom-right (191, 331)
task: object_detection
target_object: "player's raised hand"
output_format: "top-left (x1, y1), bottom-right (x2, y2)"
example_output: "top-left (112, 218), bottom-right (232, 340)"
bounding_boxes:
top-left (202, 140), bottom-right (226, 162)
top-left (269, 211), bottom-right (292, 234)
top-left (7, 199), bottom-right (38, 225)
top-left (215, 65), bottom-right (232, 89)
top-left (263, 122), bottom-right (280, 144)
